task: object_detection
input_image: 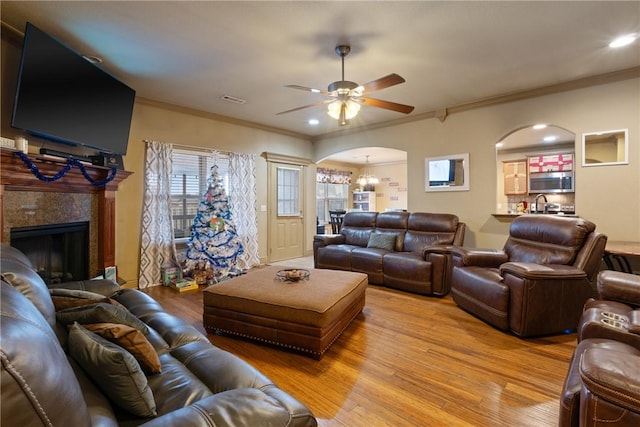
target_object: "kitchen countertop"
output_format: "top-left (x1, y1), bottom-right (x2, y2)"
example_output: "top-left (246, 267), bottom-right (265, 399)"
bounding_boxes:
top-left (492, 213), bottom-right (577, 220)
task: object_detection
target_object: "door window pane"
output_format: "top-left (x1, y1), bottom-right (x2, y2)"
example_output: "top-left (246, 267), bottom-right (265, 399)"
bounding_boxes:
top-left (277, 167), bottom-right (300, 216)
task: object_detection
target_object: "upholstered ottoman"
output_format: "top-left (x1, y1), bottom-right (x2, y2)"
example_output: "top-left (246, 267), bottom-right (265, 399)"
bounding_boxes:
top-left (203, 265), bottom-right (367, 359)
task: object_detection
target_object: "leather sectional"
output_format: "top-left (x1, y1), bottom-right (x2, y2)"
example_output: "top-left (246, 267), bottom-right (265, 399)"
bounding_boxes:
top-left (0, 243), bottom-right (317, 426)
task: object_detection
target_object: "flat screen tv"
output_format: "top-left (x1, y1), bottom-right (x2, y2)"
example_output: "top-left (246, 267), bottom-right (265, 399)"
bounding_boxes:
top-left (428, 159), bottom-right (456, 186)
top-left (12, 22), bottom-right (135, 155)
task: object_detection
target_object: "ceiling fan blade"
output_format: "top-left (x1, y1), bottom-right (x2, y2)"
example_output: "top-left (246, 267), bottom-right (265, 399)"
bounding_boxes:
top-left (284, 84), bottom-right (331, 95)
top-left (359, 97), bottom-right (415, 114)
top-left (276, 99), bottom-right (332, 115)
top-left (361, 73), bottom-right (406, 93)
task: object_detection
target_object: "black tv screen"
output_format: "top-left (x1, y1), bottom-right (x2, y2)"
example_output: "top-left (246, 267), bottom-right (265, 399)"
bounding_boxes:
top-left (12, 23), bottom-right (135, 155)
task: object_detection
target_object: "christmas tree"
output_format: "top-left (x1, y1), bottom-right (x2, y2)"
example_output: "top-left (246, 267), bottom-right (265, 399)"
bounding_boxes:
top-left (185, 164), bottom-right (244, 283)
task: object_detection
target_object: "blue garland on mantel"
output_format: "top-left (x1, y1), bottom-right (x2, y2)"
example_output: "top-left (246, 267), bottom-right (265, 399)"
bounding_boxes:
top-left (14, 151), bottom-right (117, 187)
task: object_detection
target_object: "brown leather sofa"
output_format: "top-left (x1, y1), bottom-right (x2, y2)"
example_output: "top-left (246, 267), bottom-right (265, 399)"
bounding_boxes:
top-left (449, 215), bottom-right (607, 337)
top-left (313, 211), bottom-right (465, 296)
top-left (559, 270), bottom-right (640, 427)
top-left (1, 243), bottom-right (317, 426)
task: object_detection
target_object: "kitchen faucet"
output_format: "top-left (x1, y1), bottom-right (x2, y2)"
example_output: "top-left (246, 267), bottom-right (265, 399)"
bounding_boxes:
top-left (534, 194), bottom-right (548, 214)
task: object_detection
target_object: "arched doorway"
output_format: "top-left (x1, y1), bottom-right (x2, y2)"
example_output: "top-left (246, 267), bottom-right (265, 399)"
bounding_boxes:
top-left (316, 147), bottom-right (408, 231)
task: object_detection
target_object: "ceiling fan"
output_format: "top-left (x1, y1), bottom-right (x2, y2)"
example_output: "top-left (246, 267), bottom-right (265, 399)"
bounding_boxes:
top-left (277, 45), bottom-right (415, 125)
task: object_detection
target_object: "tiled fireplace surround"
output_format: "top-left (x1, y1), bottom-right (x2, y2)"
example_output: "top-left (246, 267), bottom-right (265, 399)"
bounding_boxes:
top-left (3, 191), bottom-right (99, 276)
top-left (0, 149), bottom-right (131, 277)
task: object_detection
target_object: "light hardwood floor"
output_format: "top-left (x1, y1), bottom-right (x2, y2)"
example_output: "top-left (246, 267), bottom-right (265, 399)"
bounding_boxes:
top-left (144, 257), bottom-right (575, 426)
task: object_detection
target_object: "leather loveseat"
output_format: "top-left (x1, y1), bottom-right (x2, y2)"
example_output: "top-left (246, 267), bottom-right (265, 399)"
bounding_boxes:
top-left (559, 270), bottom-right (640, 427)
top-left (1, 243), bottom-right (317, 427)
top-left (313, 211), bottom-right (465, 296)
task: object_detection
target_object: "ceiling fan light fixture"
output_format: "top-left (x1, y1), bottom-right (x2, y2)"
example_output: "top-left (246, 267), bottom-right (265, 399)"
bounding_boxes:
top-left (327, 99), bottom-right (360, 123)
top-left (279, 44), bottom-right (414, 122)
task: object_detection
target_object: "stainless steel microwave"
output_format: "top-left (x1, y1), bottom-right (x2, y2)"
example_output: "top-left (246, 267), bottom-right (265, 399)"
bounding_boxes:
top-left (529, 171), bottom-right (574, 193)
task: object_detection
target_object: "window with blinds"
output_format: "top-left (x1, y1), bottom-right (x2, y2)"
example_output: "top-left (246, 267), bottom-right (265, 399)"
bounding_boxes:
top-left (171, 149), bottom-right (229, 239)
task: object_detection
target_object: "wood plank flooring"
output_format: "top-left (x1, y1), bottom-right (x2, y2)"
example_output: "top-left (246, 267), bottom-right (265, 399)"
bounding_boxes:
top-left (143, 258), bottom-right (576, 426)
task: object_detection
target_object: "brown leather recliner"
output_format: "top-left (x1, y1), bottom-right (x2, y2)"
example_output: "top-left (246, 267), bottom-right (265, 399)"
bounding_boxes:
top-left (449, 215), bottom-right (607, 337)
top-left (559, 271), bottom-right (640, 427)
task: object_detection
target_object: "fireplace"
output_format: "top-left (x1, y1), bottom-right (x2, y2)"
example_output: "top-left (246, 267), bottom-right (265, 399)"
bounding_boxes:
top-left (11, 221), bottom-right (89, 285)
top-left (1, 149), bottom-right (132, 277)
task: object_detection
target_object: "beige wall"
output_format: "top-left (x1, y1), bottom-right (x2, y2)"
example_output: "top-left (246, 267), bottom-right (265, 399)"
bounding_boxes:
top-left (3, 30), bottom-right (638, 285)
top-left (365, 162), bottom-right (408, 212)
top-left (118, 101), bottom-right (313, 286)
top-left (315, 78), bottom-right (640, 249)
top-left (1, 33), bottom-right (315, 287)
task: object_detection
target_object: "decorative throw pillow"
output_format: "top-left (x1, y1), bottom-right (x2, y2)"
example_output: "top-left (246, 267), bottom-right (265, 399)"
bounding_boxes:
top-left (56, 303), bottom-right (149, 335)
top-left (50, 288), bottom-right (110, 299)
top-left (50, 289), bottom-right (112, 311)
top-left (367, 232), bottom-right (397, 251)
top-left (68, 322), bottom-right (157, 418)
top-left (82, 323), bottom-right (161, 374)
top-left (49, 288), bottom-right (126, 311)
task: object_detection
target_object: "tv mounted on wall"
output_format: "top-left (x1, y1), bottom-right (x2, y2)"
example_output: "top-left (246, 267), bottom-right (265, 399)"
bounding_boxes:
top-left (11, 22), bottom-right (136, 156)
top-left (428, 159), bottom-right (456, 186)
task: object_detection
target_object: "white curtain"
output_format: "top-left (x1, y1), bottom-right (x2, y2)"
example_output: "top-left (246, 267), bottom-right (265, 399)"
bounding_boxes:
top-left (138, 140), bottom-right (179, 288)
top-left (229, 152), bottom-right (260, 270)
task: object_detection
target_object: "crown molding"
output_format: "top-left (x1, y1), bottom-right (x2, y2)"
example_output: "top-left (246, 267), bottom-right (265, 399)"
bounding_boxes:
top-left (262, 152), bottom-right (313, 166)
top-left (312, 66), bottom-right (640, 142)
top-left (1, 21), bottom-right (24, 45)
top-left (136, 97), bottom-right (310, 141)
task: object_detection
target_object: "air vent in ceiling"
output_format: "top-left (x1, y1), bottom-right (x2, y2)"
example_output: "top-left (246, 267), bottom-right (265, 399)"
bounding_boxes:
top-left (221, 95), bottom-right (247, 104)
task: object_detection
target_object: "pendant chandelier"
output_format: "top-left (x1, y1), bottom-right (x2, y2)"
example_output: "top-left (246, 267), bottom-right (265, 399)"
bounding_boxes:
top-left (357, 155), bottom-right (379, 188)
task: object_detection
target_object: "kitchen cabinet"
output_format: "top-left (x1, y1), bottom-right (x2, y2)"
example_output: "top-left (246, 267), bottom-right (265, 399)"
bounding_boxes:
top-left (353, 191), bottom-right (376, 212)
top-left (503, 161), bottom-right (528, 195)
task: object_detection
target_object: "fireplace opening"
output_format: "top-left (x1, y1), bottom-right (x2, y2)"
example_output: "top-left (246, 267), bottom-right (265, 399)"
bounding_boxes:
top-left (10, 221), bottom-right (89, 285)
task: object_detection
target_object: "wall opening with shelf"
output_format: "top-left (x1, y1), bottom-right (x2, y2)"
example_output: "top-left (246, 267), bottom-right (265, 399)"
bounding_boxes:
top-left (496, 125), bottom-right (576, 215)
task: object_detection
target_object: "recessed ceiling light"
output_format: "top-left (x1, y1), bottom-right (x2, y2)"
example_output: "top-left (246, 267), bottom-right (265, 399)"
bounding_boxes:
top-left (533, 124), bottom-right (547, 130)
top-left (609, 34), bottom-right (637, 48)
top-left (543, 136), bottom-right (557, 142)
top-left (221, 95), bottom-right (247, 104)
top-left (82, 55), bottom-right (103, 64)
top-left (308, 119), bottom-right (319, 125)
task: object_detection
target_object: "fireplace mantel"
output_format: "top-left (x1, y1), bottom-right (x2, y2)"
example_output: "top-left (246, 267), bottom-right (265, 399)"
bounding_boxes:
top-left (0, 148), bottom-right (132, 270)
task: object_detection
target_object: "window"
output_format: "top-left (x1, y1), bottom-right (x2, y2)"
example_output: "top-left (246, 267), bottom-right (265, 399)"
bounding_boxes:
top-left (315, 168), bottom-right (350, 224)
top-left (277, 166), bottom-right (300, 216)
top-left (316, 182), bottom-right (348, 224)
top-left (171, 149), bottom-right (229, 240)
